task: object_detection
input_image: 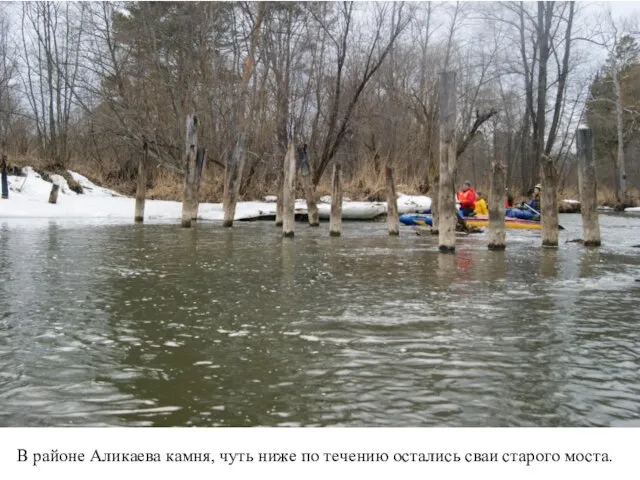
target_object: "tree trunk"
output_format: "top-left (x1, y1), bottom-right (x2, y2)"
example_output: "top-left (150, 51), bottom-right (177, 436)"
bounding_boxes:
top-left (540, 157), bottom-right (559, 247)
top-left (222, 4), bottom-right (263, 228)
top-left (576, 128), bottom-right (601, 247)
top-left (134, 141), bottom-right (148, 223)
top-left (488, 159), bottom-right (506, 250)
top-left (386, 166), bottom-right (399, 235)
top-left (222, 132), bottom-right (246, 228)
top-left (275, 171), bottom-right (284, 227)
top-left (274, 90), bottom-right (288, 228)
top-left (48, 183), bottom-right (59, 204)
top-left (329, 163), bottom-right (342, 237)
top-left (282, 141), bottom-right (296, 237)
top-left (612, 66), bottom-right (627, 206)
top-left (299, 145), bottom-right (319, 226)
top-left (181, 114), bottom-right (198, 228)
top-left (520, 118), bottom-right (532, 194)
top-left (438, 71), bottom-right (457, 252)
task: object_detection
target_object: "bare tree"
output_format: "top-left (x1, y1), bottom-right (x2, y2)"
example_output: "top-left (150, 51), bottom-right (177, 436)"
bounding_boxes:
top-left (304, 2), bottom-right (412, 204)
top-left (222, 2), bottom-right (266, 226)
top-left (260, 3), bottom-right (308, 223)
top-left (5, 0), bottom-right (632, 210)
top-left (0, 4), bottom-right (19, 147)
top-left (19, 2), bottom-right (85, 169)
top-left (580, 6), bottom-right (640, 206)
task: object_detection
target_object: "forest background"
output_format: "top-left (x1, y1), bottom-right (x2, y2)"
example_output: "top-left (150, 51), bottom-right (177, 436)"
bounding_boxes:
top-left (1, 1), bottom-right (639, 207)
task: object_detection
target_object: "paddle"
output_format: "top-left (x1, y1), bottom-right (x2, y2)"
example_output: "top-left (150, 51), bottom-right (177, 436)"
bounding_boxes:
top-left (522, 203), bottom-right (565, 230)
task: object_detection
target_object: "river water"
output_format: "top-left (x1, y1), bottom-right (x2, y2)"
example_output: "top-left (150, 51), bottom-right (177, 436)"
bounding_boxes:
top-left (1, 214), bottom-right (639, 427)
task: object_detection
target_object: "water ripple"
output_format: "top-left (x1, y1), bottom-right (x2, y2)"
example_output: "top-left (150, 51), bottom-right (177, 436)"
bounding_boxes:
top-left (0, 215), bottom-right (639, 426)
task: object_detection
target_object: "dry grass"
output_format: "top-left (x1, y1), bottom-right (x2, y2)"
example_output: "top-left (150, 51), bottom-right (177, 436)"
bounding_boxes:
top-left (147, 166), bottom-right (227, 202)
top-left (316, 162), bottom-right (423, 201)
top-left (144, 161), bottom-right (422, 203)
top-left (6, 153), bottom-right (48, 171)
top-left (146, 169), bottom-right (184, 201)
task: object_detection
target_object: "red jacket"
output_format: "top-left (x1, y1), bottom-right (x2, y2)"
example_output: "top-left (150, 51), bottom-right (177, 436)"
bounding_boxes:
top-left (457, 188), bottom-right (476, 210)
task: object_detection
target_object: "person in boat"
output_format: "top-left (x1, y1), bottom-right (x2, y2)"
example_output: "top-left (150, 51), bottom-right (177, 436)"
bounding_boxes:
top-left (525, 184), bottom-right (541, 212)
top-left (456, 180), bottom-right (476, 217)
top-left (474, 191), bottom-right (488, 216)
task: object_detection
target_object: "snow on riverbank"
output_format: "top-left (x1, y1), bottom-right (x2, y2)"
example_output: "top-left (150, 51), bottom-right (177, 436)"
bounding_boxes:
top-left (1, 166), bottom-right (432, 222)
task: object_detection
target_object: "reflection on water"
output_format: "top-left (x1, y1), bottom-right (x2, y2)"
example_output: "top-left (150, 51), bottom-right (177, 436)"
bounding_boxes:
top-left (539, 248), bottom-right (559, 278)
top-left (0, 214), bottom-right (639, 427)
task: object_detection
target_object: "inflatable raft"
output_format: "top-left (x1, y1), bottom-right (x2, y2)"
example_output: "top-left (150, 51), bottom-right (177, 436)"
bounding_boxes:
top-left (399, 213), bottom-right (542, 230)
top-left (292, 195), bottom-right (433, 220)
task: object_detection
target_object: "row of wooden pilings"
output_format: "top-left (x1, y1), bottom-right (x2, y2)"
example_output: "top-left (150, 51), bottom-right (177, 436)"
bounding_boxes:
top-left (135, 114), bottom-right (207, 228)
top-left (432, 71), bottom-right (600, 252)
top-left (273, 72), bottom-right (601, 249)
top-left (278, 148), bottom-right (401, 239)
top-left (129, 115), bottom-right (403, 237)
top-left (127, 74), bottom-right (600, 250)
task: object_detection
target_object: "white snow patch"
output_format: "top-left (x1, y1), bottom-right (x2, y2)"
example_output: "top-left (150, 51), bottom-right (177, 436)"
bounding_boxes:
top-left (48, 174), bottom-right (71, 194)
top-left (68, 170), bottom-right (122, 197)
top-left (319, 195), bottom-right (352, 203)
top-left (561, 199), bottom-right (580, 204)
top-left (1, 165), bottom-right (433, 222)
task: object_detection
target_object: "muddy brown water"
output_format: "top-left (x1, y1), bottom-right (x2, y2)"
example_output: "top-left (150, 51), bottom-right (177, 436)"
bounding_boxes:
top-left (1, 214), bottom-right (639, 426)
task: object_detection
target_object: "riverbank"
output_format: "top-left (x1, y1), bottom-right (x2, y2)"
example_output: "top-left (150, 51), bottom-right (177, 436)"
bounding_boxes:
top-left (3, 165), bottom-right (639, 222)
top-left (0, 166), bottom-right (432, 222)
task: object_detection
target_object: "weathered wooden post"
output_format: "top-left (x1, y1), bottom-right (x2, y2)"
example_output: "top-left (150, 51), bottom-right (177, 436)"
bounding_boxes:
top-left (191, 147), bottom-right (207, 221)
top-left (298, 145), bottom-right (319, 226)
top-left (1, 142), bottom-right (8, 199)
top-left (48, 183), bottom-right (59, 204)
top-left (386, 166), bottom-right (399, 235)
top-left (1, 157), bottom-right (8, 200)
top-left (437, 71), bottom-right (457, 252)
top-left (540, 156), bottom-right (559, 247)
top-left (428, 143), bottom-right (439, 235)
top-left (134, 140), bottom-right (148, 223)
top-left (275, 172), bottom-right (284, 227)
top-left (429, 179), bottom-right (439, 235)
top-left (282, 141), bottom-right (296, 237)
top-left (222, 133), bottom-right (245, 228)
top-left (488, 159), bottom-right (506, 250)
top-left (576, 127), bottom-right (601, 247)
top-left (329, 163), bottom-right (342, 237)
top-left (181, 114), bottom-right (198, 228)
